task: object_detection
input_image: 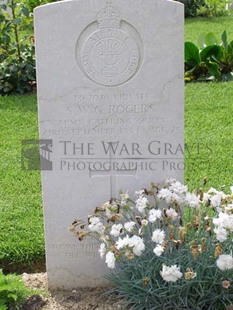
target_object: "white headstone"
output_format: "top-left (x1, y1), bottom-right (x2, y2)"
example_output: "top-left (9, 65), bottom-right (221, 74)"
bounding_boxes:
top-left (35, 0), bottom-right (184, 289)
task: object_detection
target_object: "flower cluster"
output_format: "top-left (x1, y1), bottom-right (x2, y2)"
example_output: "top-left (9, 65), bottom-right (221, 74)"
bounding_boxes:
top-left (70, 179), bottom-right (233, 287)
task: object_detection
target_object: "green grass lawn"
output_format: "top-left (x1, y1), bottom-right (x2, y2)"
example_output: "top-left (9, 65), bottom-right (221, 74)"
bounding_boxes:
top-left (0, 95), bottom-right (45, 272)
top-left (185, 82), bottom-right (233, 190)
top-left (185, 14), bottom-right (233, 43)
top-left (0, 15), bottom-right (233, 271)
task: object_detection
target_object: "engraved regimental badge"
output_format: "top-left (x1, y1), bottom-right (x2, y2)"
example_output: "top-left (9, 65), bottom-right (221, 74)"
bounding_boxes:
top-left (76, 0), bottom-right (143, 86)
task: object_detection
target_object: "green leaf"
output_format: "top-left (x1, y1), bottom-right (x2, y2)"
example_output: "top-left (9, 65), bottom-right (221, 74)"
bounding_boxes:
top-left (21, 6), bottom-right (30, 17)
top-left (227, 40), bottom-right (233, 55)
top-left (185, 42), bottom-right (201, 66)
top-left (206, 62), bottom-right (221, 79)
top-left (12, 18), bottom-right (21, 25)
top-left (221, 30), bottom-right (228, 50)
top-left (205, 33), bottom-right (218, 46)
top-left (198, 33), bottom-right (206, 49)
top-left (0, 4), bottom-right (7, 10)
top-left (200, 45), bottom-right (222, 62)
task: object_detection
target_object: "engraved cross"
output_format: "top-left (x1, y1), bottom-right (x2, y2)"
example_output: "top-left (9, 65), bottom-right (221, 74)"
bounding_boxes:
top-left (89, 147), bottom-right (137, 198)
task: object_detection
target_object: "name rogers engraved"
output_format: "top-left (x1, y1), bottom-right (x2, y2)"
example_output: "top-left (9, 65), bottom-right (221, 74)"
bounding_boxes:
top-left (76, 0), bottom-right (142, 86)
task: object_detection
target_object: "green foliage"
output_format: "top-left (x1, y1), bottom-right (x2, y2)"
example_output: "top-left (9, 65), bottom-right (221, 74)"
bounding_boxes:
top-left (199, 0), bottom-right (228, 17)
top-left (72, 180), bottom-right (233, 310)
top-left (185, 30), bottom-right (233, 82)
top-left (0, 269), bottom-right (33, 309)
top-left (0, 1), bottom-right (36, 95)
top-left (108, 245), bottom-right (232, 310)
top-left (176, 0), bottom-right (205, 17)
top-left (21, 0), bottom-right (59, 12)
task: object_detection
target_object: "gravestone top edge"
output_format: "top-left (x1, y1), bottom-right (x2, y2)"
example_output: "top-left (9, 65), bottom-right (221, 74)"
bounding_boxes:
top-left (34, 0), bottom-right (184, 14)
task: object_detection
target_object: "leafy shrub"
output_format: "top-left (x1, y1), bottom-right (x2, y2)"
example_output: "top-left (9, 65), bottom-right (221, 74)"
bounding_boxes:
top-left (176, 0), bottom-right (205, 17)
top-left (71, 179), bottom-right (233, 309)
top-left (199, 0), bottom-right (228, 17)
top-left (21, 0), bottom-right (59, 12)
top-left (0, 1), bottom-right (36, 95)
top-left (185, 30), bottom-right (233, 82)
top-left (0, 269), bottom-right (33, 309)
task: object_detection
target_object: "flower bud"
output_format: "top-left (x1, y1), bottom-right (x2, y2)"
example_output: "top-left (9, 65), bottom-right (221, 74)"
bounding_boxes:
top-left (184, 268), bottom-right (197, 280)
top-left (214, 244), bottom-right (223, 257)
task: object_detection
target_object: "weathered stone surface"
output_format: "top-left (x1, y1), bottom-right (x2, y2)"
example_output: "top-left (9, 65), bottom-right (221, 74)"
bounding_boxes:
top-left (35, 0), bottom-right (184, 289)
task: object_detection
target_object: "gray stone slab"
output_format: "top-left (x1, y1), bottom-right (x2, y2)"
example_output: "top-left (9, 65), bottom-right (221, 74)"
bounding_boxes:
top-left (34, 0), bottom-right (184, 289)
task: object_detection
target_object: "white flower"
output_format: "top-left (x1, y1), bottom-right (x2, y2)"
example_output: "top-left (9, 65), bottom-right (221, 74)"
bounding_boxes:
top-left (160, 264), bottom-right (182, 282)
top-left (124, 221), bottom-right (136, 232)
top-left (158, 188), bottom-right (173, 204)
top-left (152, 229), bottom-right (166, 244)
top-left (216, 254), bottom-right (233, 271)
top-left (110, 224), bottom-right (123, 237)
top-left (203, 192), bottom-right (211, 204)
top-left (120, 192), bottom-right (129, 205)
top-left (185, 193), bottom-right (200, 208)
top-left (166, 208), bottom-right (178, 220)
top-left (105, 201), bottom-right (118, 218)
top-left (213, 212), bottom-right (233, 242)
top-left (214, 212), bottom-right (233, 232)
top-left (128, 235), bottom-right (145, 256)
top-left (210, 194), bottom-right (223, 208)
top-left (153, 244), bottom-right (164, 256)
top-left (214, 227), bottom-right (228, 242)
top-left (141, 219), bottom-right (148, 226)
top-left (148, 209), bottom-right (162, 222)
top-left (169, 181), bottom-right (188, 195)
top-left (207, 188), bottom-right (226, 207)
top-left (136, 196), bottom-right (148, 213)
top-left (116, 235), bottom-right (130, 250)
top-left (99, 243), bottom-right (106, 259)
top-left (135, 189), bottom-right (145, 197)
top-left (88, 217), bottom-right (105, 233)
top-left (230, 186), bottom-right (233, 194)
top-left (105, 251), bottom-right (116, 269)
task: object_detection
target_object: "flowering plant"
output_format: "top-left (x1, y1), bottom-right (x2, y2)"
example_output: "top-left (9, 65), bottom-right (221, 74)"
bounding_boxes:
top-left (70, 179), bottom-right (233, 309)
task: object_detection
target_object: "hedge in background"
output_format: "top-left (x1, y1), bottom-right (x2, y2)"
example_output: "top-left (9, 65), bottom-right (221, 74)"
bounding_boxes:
top-left (0, 1), bottom-right (36, 95)
top-left (176, 0), bottom-right (205, 17)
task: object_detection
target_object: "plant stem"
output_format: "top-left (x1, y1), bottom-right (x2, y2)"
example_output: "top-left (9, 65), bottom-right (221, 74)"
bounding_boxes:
top-left (11, 0), bottom-right (21, 59)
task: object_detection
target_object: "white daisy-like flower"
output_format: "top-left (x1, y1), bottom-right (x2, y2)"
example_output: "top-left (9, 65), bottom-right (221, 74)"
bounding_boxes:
top-left (160, 264), bottom-right (182, 282)
top-left (214, 227), bottom-right (228, 242)
top-left (116, 235), bottom-right (130, 250)
top-left (105, 251), bottom-right (116, 269)
top-left (153, 244), bottom-right (165, 257)
top-left (166, 208), bottom-right (178, 220)
top-left (110, 224), bottom-right (123, 237)
top-left (152, 229), bottom-right (166, 244)
top-left (99, 243), bottom-right (106, 259)
top-left (158, 188), bottom-right (173, 204)
top-left (216, 254), bottom-right (233, 271)
top-left (88, 217), bottom-right (105, 233)
top-left (148, 209), bottom-right (162, 223)
top-left (135, 189), bottom-right (145, 197)
top-left (185, 192), bottom-right (200, 208)
top-left (128, 235), bottom-right (145, 256)
top-left (136, 196), bottom-right (148, 213)
top-left (169, 181), bottom-right (188, 195)
top-left (124, 221), bottom-right (136, 232)
top-left (210, 194), bottom-right (223, 208)
top-left (214, 212), bottom-right (233, 232)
